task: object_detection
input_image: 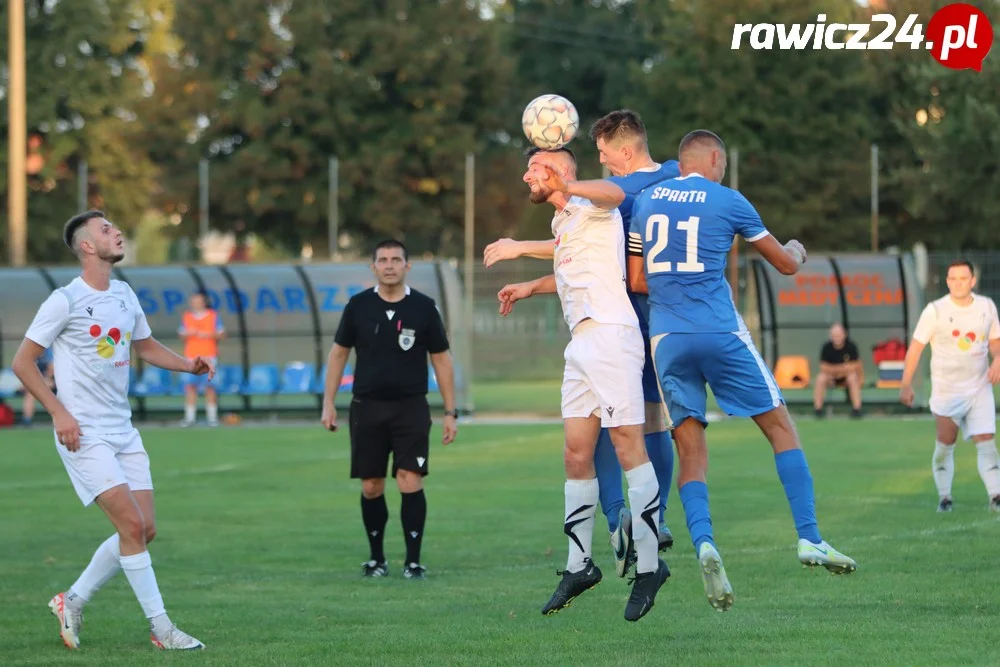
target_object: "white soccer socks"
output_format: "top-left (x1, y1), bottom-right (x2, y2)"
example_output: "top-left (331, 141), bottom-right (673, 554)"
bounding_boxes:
top-left (67, 534), bottom-right (122, 610)
top-left (976, 439), bottom-right (1000, 498)
top-left (933, 441), bottom-right (955, 499)
top-left (120, 551), bottom-right (171, 635)
top-left (564, 478), bottom-right (599, 573)
top-left (625, 462), bottom-right (661, 575)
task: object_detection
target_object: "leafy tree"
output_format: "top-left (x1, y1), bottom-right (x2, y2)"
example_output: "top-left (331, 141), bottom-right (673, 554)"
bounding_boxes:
top-left (147, 0), bottom-right (514, 258)
top-left (871, 0), bottom-right (1000, 251)
top-left (629, 0), bottom-right (878, 251)
top-left (0, 0), bottom-right (173, 263)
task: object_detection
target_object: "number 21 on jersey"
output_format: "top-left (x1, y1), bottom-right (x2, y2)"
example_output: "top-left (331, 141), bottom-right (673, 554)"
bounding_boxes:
top-left (645, 214), bottom-right (705, 274)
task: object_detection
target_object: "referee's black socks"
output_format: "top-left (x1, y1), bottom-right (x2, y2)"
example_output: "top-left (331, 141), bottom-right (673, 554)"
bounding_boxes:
top-left (360, 494), bottom-right (388, 563)
top-left (400, 489), bottom-right (427, 565)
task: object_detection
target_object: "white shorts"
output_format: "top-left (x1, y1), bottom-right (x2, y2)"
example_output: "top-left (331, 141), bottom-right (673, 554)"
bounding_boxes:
top-left (930, 384), bottom-right (996, 441)
top-left (55, 428), bottom-right (153, 506)
top-left (561, 320), bottom-right (645, 428)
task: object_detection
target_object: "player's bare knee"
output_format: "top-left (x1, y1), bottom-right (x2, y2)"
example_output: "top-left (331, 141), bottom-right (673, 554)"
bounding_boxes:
top-left (119, 512), bottom-right (147, 547)
top-left (361, 478), bottom-right (385, 498)
top-left (607, 423), bottom-right (642, 449)
top-left (395, 469), bottom-right (423, 493)
top-left (607, 424), bottom-right (648, 469)
top-left (751, 407), bottom-right (800, 453)
top-left (144, 522), bottom-right (157, 544)
top-left (563, 442), bottom-right (595, 479)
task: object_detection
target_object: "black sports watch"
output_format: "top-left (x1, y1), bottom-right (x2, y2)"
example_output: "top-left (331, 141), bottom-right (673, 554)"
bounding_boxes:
top-left (444, 409), bottom-right (459, 418)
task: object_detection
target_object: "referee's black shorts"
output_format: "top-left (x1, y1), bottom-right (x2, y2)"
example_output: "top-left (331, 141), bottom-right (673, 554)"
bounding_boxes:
top-left (348, 395), bottom-right (431, 479)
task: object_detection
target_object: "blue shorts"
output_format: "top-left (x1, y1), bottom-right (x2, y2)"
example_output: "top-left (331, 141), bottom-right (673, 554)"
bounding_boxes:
top-left (650, 331), bottom-right (784, 427)
top-left (181, 358), bottom-right (217, 391)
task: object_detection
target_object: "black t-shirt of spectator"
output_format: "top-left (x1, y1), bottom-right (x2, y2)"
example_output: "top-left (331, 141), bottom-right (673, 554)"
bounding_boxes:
top-left (334, 286), bottom-right (450, 400)
top-left (820, 340), bottom-right (860, 365)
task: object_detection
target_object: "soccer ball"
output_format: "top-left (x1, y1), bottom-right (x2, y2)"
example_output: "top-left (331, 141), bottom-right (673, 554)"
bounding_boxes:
top-left (521, 94), bottom-right (579, 150)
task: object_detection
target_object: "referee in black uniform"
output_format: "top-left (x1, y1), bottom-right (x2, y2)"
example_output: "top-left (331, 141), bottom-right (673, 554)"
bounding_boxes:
top-left (321, 239), bottom-right (458, 580)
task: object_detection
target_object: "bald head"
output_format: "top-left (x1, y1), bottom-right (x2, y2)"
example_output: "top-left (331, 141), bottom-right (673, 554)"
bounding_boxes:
top-left (677, 130), bottom-right (727, 183)
top-left (829, 323), bottom-right (846, 346)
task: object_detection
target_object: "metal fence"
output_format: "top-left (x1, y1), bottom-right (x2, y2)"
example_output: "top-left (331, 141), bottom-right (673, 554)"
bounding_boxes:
top-left (463, 250), bottom-right (991, 387)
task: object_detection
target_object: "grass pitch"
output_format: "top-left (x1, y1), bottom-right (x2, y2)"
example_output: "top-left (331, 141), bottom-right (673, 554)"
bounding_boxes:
top-left (1, 417), bottom-right (999, 666)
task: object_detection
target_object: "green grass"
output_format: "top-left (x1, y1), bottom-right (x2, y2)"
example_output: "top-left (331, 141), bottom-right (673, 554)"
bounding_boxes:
top-left (2, 418), bottom-right (1000, 666)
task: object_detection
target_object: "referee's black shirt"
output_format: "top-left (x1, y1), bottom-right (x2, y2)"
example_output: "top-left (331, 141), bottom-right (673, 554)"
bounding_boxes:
top-left (334, 286), bottom-right (450, 400)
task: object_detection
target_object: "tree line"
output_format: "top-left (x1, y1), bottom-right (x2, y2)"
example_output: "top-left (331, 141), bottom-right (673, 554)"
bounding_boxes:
top-left (0, 0), bottom-right (997, 263)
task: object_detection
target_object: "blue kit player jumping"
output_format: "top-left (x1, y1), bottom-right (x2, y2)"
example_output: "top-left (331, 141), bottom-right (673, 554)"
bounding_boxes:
top-left (628, 129), bottom-right (857, 612)
top-left (483, 110), bottom-right (677, 578)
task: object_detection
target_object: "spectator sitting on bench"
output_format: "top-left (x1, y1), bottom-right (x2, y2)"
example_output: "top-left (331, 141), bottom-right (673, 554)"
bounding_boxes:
top-left (814, 323), bottom-right (863, 419)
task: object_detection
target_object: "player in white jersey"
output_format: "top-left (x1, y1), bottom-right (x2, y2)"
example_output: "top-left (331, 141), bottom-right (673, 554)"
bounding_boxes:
top-left (485, 111), bottom-right (679, 579)
top-left (11, 211), bottom-right (212, 651)
top-left (495, 147), bottom-right (669, 622)
top-left (900, 260), bottom-right (1000, 512)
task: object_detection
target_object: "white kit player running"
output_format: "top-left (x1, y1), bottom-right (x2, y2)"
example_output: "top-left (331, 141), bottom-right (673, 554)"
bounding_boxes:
top-left (900, 260), bottom-right (1000, 512)
top-left (496, 147), bottom-right (669, 622)
top-left (12, 211), bottom-right (212, 651)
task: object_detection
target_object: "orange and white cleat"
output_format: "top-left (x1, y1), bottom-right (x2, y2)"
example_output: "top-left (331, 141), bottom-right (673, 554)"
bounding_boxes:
top-left (151, 624), bottom-right (205, 650)
top-left (48, 592), bottom-right (83, 649)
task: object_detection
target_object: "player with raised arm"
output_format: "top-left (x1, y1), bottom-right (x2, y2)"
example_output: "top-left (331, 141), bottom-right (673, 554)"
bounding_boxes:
top-left (629, 130), bottom-right (857, 613)
top-left (899, 260), bottom-right (1000, 512)
top-left (484, 110), bottom-right (678, 578)
top-left (497, 147), bottom-right (669, 622)
top-left (11, 211), bottom-right (211, 651)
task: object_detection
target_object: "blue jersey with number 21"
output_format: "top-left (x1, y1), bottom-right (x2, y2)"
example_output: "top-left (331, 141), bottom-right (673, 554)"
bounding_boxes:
top-left (629, 172), bottom-right (783, 426)
top-left (608, 160), bottom-right (680, 331)
top-left (628, 174), bottom-right (769, 336)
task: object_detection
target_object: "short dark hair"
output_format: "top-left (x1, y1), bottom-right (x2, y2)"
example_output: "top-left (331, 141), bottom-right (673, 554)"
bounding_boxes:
top-left (948, 259), bottom-right (975, 276)
top-left (678, 130), bottom-right (726, 157)
top-left (372, 239), bottom-right (408, 263)
top-left (589, 109), bottom-right (647, 145)
top-left (63, 210), bottom-right (105, 249)
top-left (524, 145), bottom-right (577, 165)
